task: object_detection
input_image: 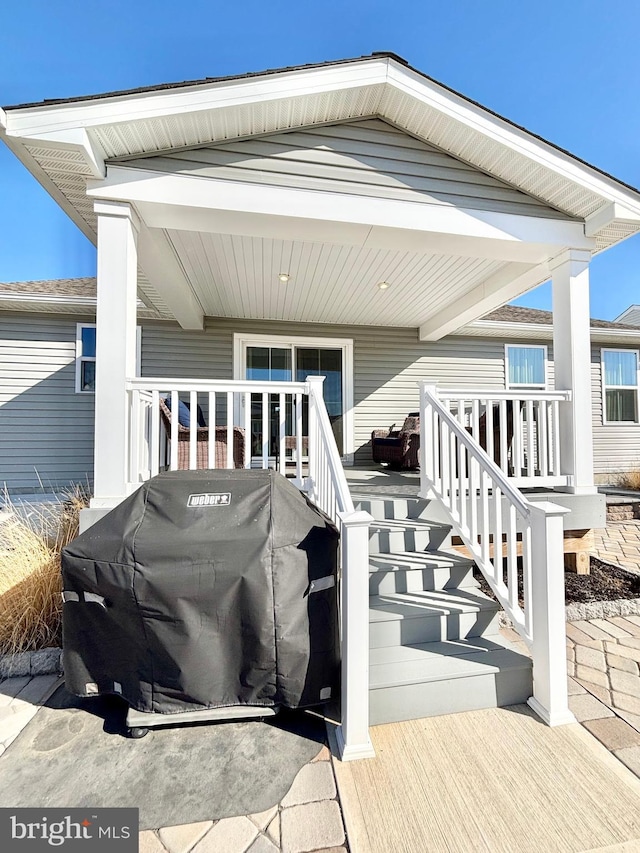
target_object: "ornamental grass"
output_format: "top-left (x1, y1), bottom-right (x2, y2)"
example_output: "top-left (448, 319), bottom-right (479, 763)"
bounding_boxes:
top-left (0, 487), bottom-right (88, 654)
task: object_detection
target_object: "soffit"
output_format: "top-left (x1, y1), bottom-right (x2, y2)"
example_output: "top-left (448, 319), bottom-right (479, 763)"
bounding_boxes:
top-left (164, 229), bottom-right (504, 326)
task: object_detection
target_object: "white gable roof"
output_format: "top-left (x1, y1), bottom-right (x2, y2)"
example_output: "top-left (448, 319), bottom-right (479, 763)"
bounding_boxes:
top-left (2, 53), bottom-right (640, 253)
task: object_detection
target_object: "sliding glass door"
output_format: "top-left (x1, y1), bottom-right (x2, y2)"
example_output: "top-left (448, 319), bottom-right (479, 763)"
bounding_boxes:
top-left (241, 338), bottom-right (348, 460)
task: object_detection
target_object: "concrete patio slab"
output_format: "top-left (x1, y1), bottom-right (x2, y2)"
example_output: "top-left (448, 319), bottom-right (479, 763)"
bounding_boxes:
top-left (331, 705), bottom-right (640, 853)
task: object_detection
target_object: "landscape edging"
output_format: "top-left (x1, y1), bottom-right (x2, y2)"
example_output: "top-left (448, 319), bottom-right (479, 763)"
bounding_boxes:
top-left (0, 647), bottom-right (63, 679)
top-left (498, 597), bottom-right (640, 628)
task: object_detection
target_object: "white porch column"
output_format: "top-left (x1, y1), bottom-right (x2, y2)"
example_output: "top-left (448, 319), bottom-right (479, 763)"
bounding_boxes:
top-left (90, 201), bottom-right (140, 509)
top-left (550, 249), bottom-right (596, 494)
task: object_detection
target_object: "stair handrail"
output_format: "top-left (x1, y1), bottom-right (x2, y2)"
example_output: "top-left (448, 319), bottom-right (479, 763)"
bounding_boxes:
top-left (418, 381), bottom-right (574, 727)
top-left (307, 375), bottom-right (375, 761)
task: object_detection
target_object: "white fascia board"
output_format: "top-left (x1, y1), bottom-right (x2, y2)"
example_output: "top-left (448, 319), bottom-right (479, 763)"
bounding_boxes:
top-left (0, 293), bottom-right (96, 306)
top-left (418, 263), bottom-right (548, 341)
top-left (585, 202), bottom-right (640, 237)
top-left (87, 166), bottom-right (594, 260)
top-left (463, 318), bottom-right (640, 344)
top-left (19, 127), bottom-right (106, 177)
top-left (137, 223), bottom-right (204, 330)
top-left (387, 63), bottom-right (640, 218)
top-left (3, 60), bottom-right (389, 137)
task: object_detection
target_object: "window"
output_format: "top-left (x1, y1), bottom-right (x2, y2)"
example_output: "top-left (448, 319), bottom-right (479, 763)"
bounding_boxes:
top-left (76, 324), bottom-right (96, 393)
top-left (602, 349), bottom-right (639, 423)
top-left (505, 345), bottom-right (547, 389)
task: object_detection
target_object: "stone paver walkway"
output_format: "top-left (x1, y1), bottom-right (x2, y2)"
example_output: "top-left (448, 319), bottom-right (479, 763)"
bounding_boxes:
top-left (593, 520), bottom-right (640, 575)
top-left (567, 614), bottom-right (640, 776)
top-left (0, 675), bottom-right (347, 853)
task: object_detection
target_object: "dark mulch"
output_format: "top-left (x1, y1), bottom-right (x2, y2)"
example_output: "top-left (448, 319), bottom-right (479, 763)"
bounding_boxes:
top-left (474, 557), bottom-right (640, 606)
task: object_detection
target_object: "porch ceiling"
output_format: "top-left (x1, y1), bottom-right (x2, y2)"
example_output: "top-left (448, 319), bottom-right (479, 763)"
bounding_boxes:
top-left (162, 230), bottom-right (505, 326)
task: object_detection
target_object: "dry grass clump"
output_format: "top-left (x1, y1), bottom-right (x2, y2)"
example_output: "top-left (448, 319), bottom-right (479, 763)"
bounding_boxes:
top-left (616, 470), bottom-right (640, 491)
top-left (0, 487), bottom-right (88, 654)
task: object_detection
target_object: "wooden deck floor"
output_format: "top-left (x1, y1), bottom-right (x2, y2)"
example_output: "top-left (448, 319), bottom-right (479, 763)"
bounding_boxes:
top-left (331, 705), bottom-right (640, 853)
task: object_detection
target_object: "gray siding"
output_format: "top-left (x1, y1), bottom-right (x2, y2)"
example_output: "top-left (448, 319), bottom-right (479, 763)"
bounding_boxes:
top-left (0, 315), bottom-right (95, 491)
top-left (591, 344), bottom-right (640, 477)
top-left (120, 119), bottom-right (571, 220)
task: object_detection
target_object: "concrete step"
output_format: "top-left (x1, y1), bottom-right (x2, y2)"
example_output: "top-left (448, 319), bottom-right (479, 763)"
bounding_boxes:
top-left (369, 589), bottom-right (500, 648)
top-left (368, 518), bottom-right (451, 553)
top-left (352, 492), bottom-right (453, 526)
top-left (369, 550), bottom-right (478, 595)
top-left (369, 635), bottom-right (532, 725)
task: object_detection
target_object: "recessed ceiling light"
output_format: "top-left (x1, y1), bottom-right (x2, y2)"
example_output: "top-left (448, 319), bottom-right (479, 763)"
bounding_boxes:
top-left (377, 281), bottom-right (390, 290)
top-left (278, 272), bottom-right (290, 283)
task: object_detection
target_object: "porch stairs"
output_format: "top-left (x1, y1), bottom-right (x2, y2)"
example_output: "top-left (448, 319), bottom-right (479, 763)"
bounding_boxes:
top-left (351, 490), bottom-right (533, 725)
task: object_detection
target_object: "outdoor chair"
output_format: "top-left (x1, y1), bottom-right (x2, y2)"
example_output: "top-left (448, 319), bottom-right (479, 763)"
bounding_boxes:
top-left (159, 397), bottom-right (246, 469)
top-left (371, 413), bottom-right (420, 470)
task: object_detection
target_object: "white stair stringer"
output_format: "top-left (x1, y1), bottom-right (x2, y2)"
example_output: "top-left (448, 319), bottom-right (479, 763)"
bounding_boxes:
top-left (351, 491), bottom-right (533, 726)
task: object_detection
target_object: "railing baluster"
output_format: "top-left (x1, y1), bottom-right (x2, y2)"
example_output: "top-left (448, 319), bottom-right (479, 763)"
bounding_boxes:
top-left (507, 504), bottom-right (518, 611)
top-left (129, 388), bottom-right (140, 484)
top-left (278, 392), bottom-right (286, 475)
top-left (150, 390), bottom-right (160, 477)
top-left (471, 399), bottom-right (480, 443)
top-left (261, 392), bottom-right (269, 469)
top-left (208, 391), bottom-right (216, 468)
top-left (295, 392), bottom-right (303, 482)
top-left (552, 399), bottom-right (561, 476)
top-left (486, 397), bottom-right (494, 464)
top-left (499, 399), bottom-right (508, 478)
top-left (170, 390), bottom-right (179, 471)
top-left (480, 470), bottom-right (490, 566)
top-left (539, 400), bottom-right (548, 477)
top-left (226, 391), bottom-right (234, 469)
top-left (432, 408), bottom-right (440, 491)
top-left (441, 419), bottom-right (450, 501)
top-left (514, 398), bottom-right (523, 478)
top-left (243, 391), bottom-right (251, 469)
top-left (522, 521), bottom-right (532, 638)
top-left (492, 485), bottom-right (502, 586)
top-left (189, 390), bottom-right (198, 470)
top-left (525, 399), bottom-right (534, 478)
top-left (449, 426), bottom-right (457, 520)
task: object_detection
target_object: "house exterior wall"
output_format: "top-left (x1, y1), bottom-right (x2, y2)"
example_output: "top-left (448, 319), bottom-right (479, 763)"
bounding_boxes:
top-left (591, 344), bottom-right (640, 481)
top-left (120, 119), bottom-right (572, 220)
top-left (1, 311), bottom-right (638, 491)
top-left (0, 313), bottom-right (95, 492)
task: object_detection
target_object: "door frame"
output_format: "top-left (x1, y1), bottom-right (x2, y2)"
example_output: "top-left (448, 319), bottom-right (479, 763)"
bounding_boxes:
top-left (233, 332), bottom-right (355, 462)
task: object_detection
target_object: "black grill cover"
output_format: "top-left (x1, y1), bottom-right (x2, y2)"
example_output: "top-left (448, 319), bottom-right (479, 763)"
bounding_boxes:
top-left (62, 470), bottom-right (340, 715)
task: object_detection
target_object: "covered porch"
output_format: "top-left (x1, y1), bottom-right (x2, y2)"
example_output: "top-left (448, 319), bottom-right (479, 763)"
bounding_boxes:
top-left (5, 53), bottom-right (640, 763)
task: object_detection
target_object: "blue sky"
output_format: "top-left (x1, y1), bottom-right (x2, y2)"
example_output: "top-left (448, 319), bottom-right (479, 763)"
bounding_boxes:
top-left (1, 0), bottom-right (639, 320)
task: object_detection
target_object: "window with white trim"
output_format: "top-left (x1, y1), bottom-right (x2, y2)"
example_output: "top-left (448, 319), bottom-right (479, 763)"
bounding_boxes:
top-left (602, 349), bottom-right (639, 423)
top-left (75, 324), bottom-right (96, 393)
top-left (505, 344), bottom-right (547, 389)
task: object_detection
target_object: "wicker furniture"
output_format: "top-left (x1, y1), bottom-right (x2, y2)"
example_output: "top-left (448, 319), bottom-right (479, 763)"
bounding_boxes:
top-left (371, 413), bottom-right (420, 470)
top-left (159, 398), bottom-right (246, 469)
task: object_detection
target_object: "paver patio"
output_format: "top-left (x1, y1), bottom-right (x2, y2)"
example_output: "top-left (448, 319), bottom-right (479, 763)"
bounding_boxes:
top-left (3, 520), bottom-right (640, 851)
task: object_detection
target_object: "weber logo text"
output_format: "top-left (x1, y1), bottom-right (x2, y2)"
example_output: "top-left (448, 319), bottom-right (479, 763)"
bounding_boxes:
top-left (1, 808), bottom-right (138, 851)
top-left (187, 492), bottom-right (231, 508)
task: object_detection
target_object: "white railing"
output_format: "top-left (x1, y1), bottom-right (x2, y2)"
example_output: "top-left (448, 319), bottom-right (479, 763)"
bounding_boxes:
top-left (436, 389), bottom-right (571, 488)
top-left (419, 382), bottom-right (573, 727)
top-left (127, 375), bottom-right (374, 760)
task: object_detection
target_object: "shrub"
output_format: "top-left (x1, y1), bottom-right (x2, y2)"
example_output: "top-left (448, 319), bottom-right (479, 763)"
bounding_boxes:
top-left (616, 470), bottom-right (640, 491)
top-left (0, 487), bottom-right (88, 654)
